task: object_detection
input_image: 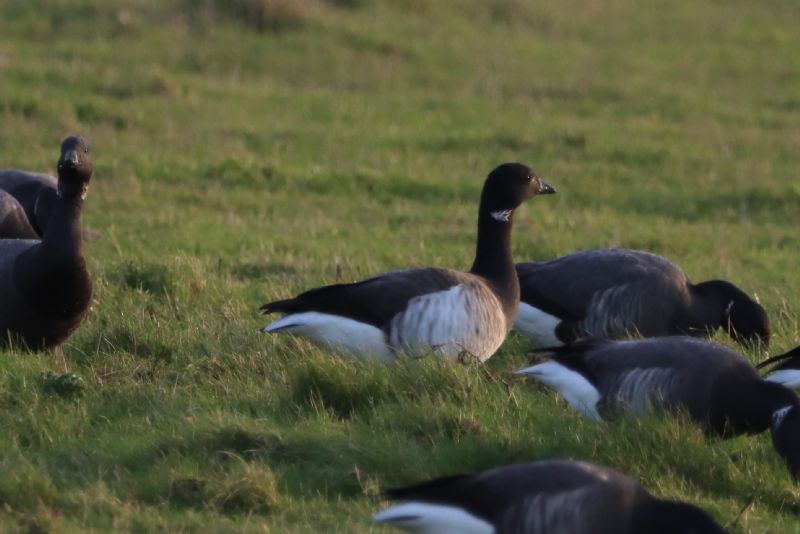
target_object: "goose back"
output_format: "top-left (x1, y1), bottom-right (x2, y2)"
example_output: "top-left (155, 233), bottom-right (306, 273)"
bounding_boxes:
top-left (0, 169), bottom-right (57, 236)
top-left (515, 248), bottom-right (768, 347)
top-left (263, 268), bottom-right (508, 361)
top-left (375, 460), bottom-right (726, 534)
top-left (0, 191), bottom-right (38, 239)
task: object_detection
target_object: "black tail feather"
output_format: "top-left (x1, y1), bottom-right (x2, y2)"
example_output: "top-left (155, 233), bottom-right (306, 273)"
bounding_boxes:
top-left (259, 298), bottom-right (297, 314)
top-left (382, 474), bottom-right (473, 502)
top-left (528, 337), bottom-right (615, 362)
top-left (756, 345), bottom-right (800, 370)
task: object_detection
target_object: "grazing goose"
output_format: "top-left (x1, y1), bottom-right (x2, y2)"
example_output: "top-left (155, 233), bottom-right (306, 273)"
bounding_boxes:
top-left (515, 337), bottom-right (800, 480)
top-left (260, 163), bottom-right (555, 362)
top-left (0, 135), bottom-right (93, 350)
top-left (515, 248), bottom-right (770, 348)
top-left (0, 190), bottom-right (39, 239)
top-left (0, 168), bottom-right (58, 238)
top-left (373, 459), bottom-right (727, 533)
top-left (757, 345), bottom-right (800, 389)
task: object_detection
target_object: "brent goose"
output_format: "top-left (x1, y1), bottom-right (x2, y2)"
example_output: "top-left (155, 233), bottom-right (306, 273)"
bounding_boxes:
top-left (757, 345), bottom-right (800, 389)
top-left (373, 459), bottom-right (727, 533)
top-left (0, 168), bottom-right (58, 238)
top-left (0, 190), bottom-right (39, 239)
top-left (260, 163), bottom-right (555, 362)
top-left (515, 336), bottom-right (800, 481)
top-left (0, 136), bottom-right (93, 350)
top-left (515, 248), bottom-right (770, 347)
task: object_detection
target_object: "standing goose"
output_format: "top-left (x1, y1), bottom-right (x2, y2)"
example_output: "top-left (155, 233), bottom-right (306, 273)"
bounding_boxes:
top-left (0, 168), bottom-right (58, 238)
top-left (260, 163), bottom-right (555, 362)
top-left (515, 337), bottom-right (800, 481)
top-left (373, 459), bottom-right (727, 533)
top-left (0, 190), bottom-right (39, 239)
top-left (0, 135), bottom-right (93, 350)
top-left (514, 248), bottom-right (770, 348)
top-left (757, 345), bottom-right (800, 389)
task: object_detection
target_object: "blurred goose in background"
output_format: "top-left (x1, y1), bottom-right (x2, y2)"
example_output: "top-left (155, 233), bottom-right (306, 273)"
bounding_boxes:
top-left (260, 163), bottom-right (555, 362)
top-left (515, 336), bottom-right (800, 481)
top-left (0, 167), bottom-right (59, 238)
top-left (0, 190), bottom-right (39, 239)
top-left (515, 248), bottom-right (770, 348)
top-left (0, 136), bottom-right (93, 350)
top-left (757, 345), bottom-right (800, 389)
top-left (373, 459), bottom-right (728, 533)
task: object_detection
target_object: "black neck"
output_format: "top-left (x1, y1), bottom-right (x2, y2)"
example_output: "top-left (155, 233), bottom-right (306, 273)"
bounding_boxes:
top-left (43, 192), bottom-right (85, 260)
top-left (687, 280), bottom-right (731, 330)
top-left (629, 498), bottom-right (726, 534)
top-left (469, 205), bottom-right (519, 319)
top-left (14, 191), bottom-right (90, 317)
top-left (33, 187), bottom-right (57, 236)
top-left (710, 378), bottom-right (798, 436)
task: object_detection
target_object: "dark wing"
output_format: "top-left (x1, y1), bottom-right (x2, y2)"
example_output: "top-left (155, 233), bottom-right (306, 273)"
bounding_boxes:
top-left (0, 170), bottom-right (56, 234)
top-left (260, 267), bottom-right (471, 328)
top-left (0, 169), bottom-right (56, 192)
top-left (516, 248), bottom-right (689, 323)
top-left (553, 337), bottom-right (758, 418)
top-left (0, 191), bottom-right (38, 239)
top-left (384, 461), bottom-right (641, 532)
top-left (756, 345), bottom-right (800, 372)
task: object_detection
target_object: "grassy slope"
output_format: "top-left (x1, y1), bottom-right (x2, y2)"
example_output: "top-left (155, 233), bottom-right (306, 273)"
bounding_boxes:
top-left (0, 0), bottom-right (799, 531)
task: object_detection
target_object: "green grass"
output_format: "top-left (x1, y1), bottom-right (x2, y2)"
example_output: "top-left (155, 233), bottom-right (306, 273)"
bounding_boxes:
top-left (1, 0), bottom-right (799, 530)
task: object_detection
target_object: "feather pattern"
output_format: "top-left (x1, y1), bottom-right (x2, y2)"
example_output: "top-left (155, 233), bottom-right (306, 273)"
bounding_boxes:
top-left (375, 460), bottom-right (726, 534)
top-left (0, 169), bottom-right (57, 236)
top-left (576, 282), bottom-right (653, 339)
top-left (607, 367), bottom-right (679, 413)
top-left (388, 281), bottom-right (507, 361)
top-left (262, 268), bottom-right (468, 329)
top-left (515, 249), bottom-right (693, 343)
top-left (0, 191), bottom-right (38, 239)
top-left (554, 337), bottom-right (754, 420)
top-left (263, 269), bottom-right (511, 361)
top-left (498, 485), bottom-right (617, 533)
top-left (518, 337), bottom-right (764, 425)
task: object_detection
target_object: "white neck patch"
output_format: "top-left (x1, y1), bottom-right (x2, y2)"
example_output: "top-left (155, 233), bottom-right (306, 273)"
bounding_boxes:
top-left (724, 300), bottom-right (734, 316)
top-left (773, 405), bottom-right (793, 428)
top-left (490, 209), bottom-right (512, 222)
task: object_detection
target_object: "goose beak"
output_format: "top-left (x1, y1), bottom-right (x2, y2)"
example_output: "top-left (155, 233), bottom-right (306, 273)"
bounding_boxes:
top-left (539, 181), bottom-right (556, 195)
top-left (59, 150), bottom-right (79, 169)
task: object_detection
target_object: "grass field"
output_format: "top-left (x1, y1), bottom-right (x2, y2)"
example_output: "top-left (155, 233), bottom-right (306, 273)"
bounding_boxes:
top-left (1, 0), bottom-right (799, 531)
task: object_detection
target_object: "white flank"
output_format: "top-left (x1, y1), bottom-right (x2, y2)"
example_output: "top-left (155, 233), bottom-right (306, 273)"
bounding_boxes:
top-left (373, 502), bottom-right (494, 534)
top-left (262, 312), bottom-right (394, 362)
top-left (766, 370), bottom-right (800, 390)
top-left (513, 302), bottom-right (563, 346)
top-left (614, 368), bottom-right (676, 413)
top-left (515, 361), bottom-right (602, 421)
top-left (387, 283), bottom-right (506, 362)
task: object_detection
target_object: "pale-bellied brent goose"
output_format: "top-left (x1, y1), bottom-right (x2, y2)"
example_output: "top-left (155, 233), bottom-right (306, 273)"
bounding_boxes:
top-left (515, 248), bottom-right (770, 348)
top-left (757, 345), bottom-right (800, 389)
top-left (260, 163), bottom-right (555, 362)
top-left (515, 336), bottom-right (800, 481)
top-left (0, 168), bottom-right (59, 238)
top-left (0, 136), bottom-right (93, 350)
top-left (373, 459), bottom-right (727, 533)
